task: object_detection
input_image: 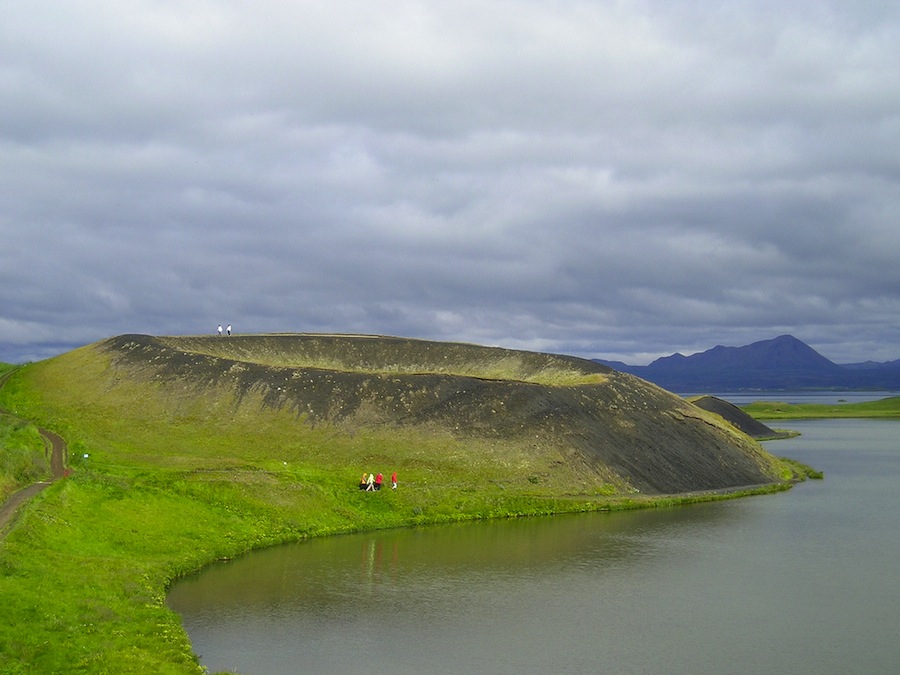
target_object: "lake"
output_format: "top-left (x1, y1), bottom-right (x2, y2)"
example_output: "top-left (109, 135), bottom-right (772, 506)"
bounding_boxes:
top-left (167, 417), bottom-right (900, 674)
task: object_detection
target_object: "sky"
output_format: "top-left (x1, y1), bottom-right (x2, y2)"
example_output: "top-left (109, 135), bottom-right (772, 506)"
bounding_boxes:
top-left (3, 1), bottom-right (900, 366)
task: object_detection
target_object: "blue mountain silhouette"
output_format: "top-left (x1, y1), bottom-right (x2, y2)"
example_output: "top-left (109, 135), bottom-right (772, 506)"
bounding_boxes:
top-left (596, 335), bottom-right (900, 391)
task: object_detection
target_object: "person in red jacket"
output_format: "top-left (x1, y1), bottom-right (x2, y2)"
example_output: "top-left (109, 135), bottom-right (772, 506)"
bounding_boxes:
top-left (391, 471), bottom-right (398, 490)
top-left (375, 473), bottom-right (383, 491)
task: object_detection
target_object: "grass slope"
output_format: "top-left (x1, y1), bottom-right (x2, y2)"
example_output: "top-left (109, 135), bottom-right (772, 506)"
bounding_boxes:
top-left (0, 366), bottom-right (50, 502)
top-left (0, 413), bottom-right (47, 503)
top-left (0, 335), bottom-right (807, 674)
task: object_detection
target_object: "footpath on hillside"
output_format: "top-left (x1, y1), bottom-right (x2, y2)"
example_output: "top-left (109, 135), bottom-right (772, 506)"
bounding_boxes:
top-left (0, 368), bottom-right (68, 536)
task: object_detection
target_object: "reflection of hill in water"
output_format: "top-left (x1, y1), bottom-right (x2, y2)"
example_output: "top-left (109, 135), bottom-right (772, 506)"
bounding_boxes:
top-left (168, 503), bottom-right (737, 615)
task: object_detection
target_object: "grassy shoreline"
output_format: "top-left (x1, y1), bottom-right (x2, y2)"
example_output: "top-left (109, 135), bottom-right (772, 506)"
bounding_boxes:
top-left (1, 462), bottom-right (806, 674)
top-left (741, 395), bottom-right (900, 420)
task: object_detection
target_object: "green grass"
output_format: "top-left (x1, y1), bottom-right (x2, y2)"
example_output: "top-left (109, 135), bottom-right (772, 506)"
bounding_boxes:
top-left (777, 457), bottom-right (824, 480)
top-left (0, 350), bottom-right (809, 674)
top-left (1, 365), bottom-right (51, 501)
top-left (0, 413), bottom-right (48, 501)
top-left (742, 395), bottom-right (900, 420)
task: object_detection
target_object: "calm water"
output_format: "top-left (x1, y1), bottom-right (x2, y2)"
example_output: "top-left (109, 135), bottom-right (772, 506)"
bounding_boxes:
top-left (168, 419), bottom-right (900, 674)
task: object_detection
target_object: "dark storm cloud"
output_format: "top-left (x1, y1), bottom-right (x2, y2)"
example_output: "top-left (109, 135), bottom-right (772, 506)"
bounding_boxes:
top-left (2, 0), bottom-right (900, 365)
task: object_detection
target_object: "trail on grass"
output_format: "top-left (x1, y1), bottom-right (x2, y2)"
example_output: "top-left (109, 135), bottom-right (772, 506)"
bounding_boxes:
top-left (0, 368), bottom-right (68, 536)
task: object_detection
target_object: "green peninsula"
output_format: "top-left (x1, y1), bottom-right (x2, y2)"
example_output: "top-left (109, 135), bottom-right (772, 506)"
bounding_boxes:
top-left (742, 396), bottom-right (900, 420)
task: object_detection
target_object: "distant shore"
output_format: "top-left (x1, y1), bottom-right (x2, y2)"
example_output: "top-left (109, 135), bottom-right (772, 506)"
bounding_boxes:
top-left (741, 395), bottom-right (900, 420)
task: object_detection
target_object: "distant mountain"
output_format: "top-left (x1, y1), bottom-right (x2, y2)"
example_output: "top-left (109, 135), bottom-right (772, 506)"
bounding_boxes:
top-left (596, 335), bottom-right (900, 391)
top-left (842, 358), bottom-right (900, 371)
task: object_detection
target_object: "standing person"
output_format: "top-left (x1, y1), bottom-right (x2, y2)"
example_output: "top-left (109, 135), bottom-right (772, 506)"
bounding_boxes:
top-left (391, 471), bottom-right (397, 490)
top-left (359, 473), bottom-right (367, 490)
top-left (226, 324), bottom-right (232, 336)
top-left (217, 324), bottom-right (223, 336)
top-left (366, 473), bottom-right (375, 491)
top-left (375, 473), bottom-right (383, 491)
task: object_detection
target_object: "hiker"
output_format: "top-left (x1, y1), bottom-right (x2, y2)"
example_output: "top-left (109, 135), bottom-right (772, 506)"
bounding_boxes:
top-left (217, 324), bottom-right (223, 336)
top-left (366, 473), bottom-right (375, 491)
top-left (359, 473), bottom-right (368, 490)
top-left (391, 471), bottom-right (397, 490)
top-left (375, 473), bottom-right (383, 491)
top-left (226, 324), bottom-right (232, 336)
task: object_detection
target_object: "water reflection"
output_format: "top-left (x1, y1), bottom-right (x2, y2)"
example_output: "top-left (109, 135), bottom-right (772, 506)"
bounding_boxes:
top-left (169, 504), bottom-right (739, 617)
top-left (168, 503), bottom-right (753, 674)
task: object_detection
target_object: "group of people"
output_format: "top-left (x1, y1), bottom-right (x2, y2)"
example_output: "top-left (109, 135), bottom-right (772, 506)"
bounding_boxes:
top-left (216, 324), bottom-right (232, 336)
top-left (360, 471), bottom-right (397, 491)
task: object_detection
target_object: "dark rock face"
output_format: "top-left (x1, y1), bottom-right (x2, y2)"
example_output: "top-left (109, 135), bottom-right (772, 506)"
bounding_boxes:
top-left (101, 334), bottom-right (784, 495)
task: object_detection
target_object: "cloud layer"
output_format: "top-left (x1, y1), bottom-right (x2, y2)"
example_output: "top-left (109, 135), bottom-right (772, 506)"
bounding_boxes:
top-left (3, 1), bottom-right (900, 365)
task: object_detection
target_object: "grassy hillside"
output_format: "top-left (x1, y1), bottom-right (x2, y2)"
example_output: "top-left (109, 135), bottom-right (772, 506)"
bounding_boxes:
top-left (0, 366), bottom-right (49, 501)
top-left (0, 411), bottom-right (48, 501)
top-left (0, 334), bottom-right (806, 673)
top-left (742, 395), bottom-right (900, 419)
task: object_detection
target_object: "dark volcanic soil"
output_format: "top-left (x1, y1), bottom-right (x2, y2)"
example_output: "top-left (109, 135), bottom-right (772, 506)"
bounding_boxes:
top-left (691, 396), bottom-right (784, 439)
top-left (101, 334), bottom-right (786, 495)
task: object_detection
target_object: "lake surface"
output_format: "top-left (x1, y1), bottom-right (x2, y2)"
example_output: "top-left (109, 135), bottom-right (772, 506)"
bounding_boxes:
top-left (168, 418), bottom-right (900, 674)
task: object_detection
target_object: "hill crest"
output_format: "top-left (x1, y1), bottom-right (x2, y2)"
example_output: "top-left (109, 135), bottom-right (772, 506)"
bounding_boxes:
top-left (76, 333), bottom-right (791, 495)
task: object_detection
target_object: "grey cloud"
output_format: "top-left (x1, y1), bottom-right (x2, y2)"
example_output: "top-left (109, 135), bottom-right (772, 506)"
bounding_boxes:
top-left (2, 1), bottom-right (900, 366)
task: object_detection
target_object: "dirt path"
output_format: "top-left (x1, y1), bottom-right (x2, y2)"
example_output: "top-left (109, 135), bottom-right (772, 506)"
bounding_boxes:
top-left (41, 428), bottom-right (67, 479)
top-left (0, 368), bottom-right (68, 536)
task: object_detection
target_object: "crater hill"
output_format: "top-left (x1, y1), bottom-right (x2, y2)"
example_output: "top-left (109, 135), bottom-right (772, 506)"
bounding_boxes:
top-left (38, 333), bottom-right (792, 496)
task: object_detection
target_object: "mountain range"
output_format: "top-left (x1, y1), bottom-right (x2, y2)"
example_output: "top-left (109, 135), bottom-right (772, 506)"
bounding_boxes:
top-left (596, 334), bottom-right (900, 392)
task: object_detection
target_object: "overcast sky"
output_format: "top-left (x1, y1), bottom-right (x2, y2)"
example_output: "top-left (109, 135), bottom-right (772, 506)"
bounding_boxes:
top-left (3, 1), bottom-right (900, 366)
